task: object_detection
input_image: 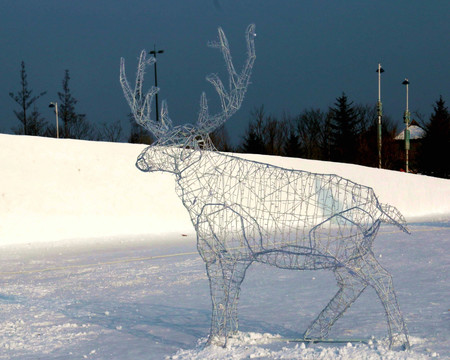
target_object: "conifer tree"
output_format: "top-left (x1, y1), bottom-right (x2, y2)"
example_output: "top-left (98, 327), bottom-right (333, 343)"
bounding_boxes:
top-left (283, 125), bottom-right (302, 158)
top-left (329, 93), bottom-right (359, 163)
top-left (9, 61), bottom-right (47, 135)
top-left (58, 70), bottom-right (93, 139)
top-left (240, 126), bottom-right (266, 154)
top-left (240, 106), bottom-right (267, 154)
top-left (27, 105), bottom-right (49, 136)
top-left (419, 96), bottom-right (450, 178)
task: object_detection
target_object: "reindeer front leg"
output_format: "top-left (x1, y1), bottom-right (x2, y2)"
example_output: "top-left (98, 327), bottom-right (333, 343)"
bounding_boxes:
top-left (196, 204), bottom-right (257, 346)
top-left (204, 253), bottom-right (250, 347)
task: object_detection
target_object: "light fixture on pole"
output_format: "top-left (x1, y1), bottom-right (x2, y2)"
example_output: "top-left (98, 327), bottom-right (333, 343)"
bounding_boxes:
top-left (376, 64), bottom-right (384, 168)
top-left (149, 45), bottom-right (164, 122)
top-left (402, 79), bottom-right (410, 173)
top-left (49, 102), bottom-right (59, 138)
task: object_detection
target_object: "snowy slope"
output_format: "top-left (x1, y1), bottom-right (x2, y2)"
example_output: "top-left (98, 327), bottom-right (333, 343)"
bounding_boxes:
top-left (1, 134), bottom-right (192, 245)
top-left (1, 134), bottom-right (449, 246)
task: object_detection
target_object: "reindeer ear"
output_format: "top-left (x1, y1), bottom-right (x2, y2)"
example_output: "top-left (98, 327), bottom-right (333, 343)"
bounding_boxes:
top-left (197, 92), bottom-right (209, 127)
top-left (160, 100), bottom-right (173, 130)
top-left (180, 140), bottom-right (203, 165)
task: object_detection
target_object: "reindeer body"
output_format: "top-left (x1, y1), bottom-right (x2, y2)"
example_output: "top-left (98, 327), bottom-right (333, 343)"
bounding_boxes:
top-left (122, 25), bottom-right (410, 349)
top-left (177, 149), bottom-right (386, 267)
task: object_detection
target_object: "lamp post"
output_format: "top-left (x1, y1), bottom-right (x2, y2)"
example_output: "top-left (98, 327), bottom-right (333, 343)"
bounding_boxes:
top-left (149, 45), bottom-right (164, 122)
top-left (48, 102), bottom-right (59, 138)
top-left (376, 64), bottom-right (384, 168)
top-left (402, 79), bottom-right (410, 173)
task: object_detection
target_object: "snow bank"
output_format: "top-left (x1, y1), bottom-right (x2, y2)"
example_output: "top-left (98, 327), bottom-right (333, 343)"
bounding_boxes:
top-left (1, 134), bottom-right (449, 246)
top-left (0, 134), bottom-right (192, 246)
top-left (168, 333), bottom-right (433, 360)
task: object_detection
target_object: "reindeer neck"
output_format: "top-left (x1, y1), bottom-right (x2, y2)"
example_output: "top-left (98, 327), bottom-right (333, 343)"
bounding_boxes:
top-left (174, 150), bottom-right (218, 222)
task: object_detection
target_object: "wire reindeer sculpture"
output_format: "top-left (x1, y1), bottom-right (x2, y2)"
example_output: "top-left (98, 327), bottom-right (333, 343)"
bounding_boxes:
top-left (120, 24), bottom-right (410, 350)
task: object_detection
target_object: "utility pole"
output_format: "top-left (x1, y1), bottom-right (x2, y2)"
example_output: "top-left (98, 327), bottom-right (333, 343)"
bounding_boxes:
top-left (376, 64), bottom-right (384, 168)
top-left (49, 102), bottom-right (59, 138)
top-left (149, 45), bottom-right (164, 122)
top-left (402, 79), bottom-right (410, 173)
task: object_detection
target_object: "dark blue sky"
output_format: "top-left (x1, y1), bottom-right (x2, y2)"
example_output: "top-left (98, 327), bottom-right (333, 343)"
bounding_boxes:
top-left (1, 1), bottom-right (449, 144)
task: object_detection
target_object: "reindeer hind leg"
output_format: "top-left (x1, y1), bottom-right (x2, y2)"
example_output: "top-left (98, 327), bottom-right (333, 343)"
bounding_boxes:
top-left (304, 266), bottom-right (367, 340)
top-left (357, 253), bottom-right (410, 350)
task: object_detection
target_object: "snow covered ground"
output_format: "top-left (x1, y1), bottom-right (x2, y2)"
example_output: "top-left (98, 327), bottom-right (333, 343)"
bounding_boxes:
top-left (1, 134), bottom-right (449, 359)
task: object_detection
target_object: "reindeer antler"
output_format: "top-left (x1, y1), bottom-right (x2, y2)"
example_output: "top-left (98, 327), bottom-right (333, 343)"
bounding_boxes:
top-left (120, 25), bottom-right (255, 141)
top-left (198, 24), bottom-right (256, 134)
top-left (120, 50), bottom-right (171, 139)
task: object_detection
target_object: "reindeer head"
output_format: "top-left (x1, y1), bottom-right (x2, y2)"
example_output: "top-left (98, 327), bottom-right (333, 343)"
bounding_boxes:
top-left (120, 24), bottom-right (256, 174)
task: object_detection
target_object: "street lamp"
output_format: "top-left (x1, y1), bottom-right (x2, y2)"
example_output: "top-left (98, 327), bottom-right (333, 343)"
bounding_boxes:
top-left (376, 64), bottom-right (384, 168)
top-left (402, 79), bottom-right (410, 173)
top-left (149, 45), bottom-right (164, 122)
top-left (49, 102), bottom-right (59, 138)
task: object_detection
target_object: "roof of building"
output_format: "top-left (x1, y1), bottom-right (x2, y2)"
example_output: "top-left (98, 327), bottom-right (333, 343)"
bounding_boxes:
top-left (395, 120), bottom-right (425, 140)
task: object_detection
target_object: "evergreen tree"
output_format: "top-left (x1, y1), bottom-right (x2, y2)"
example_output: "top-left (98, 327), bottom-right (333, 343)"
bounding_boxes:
top-left (283, 124), bottom-right (302, 157)
top-left (9, 61), bottom-right (47, 135)
top-left (27, 105), bottom-right (49, 136)
top-left (58, 70), bottom-right (94, 139)
top-left (240, 126), bottom-right (266, 154)
top-left (240, 106), bottom-right (267, 154)
top-left (329, 93), bottom-right (359, 163)
top-left (419, 96), bottom-right (450, 178)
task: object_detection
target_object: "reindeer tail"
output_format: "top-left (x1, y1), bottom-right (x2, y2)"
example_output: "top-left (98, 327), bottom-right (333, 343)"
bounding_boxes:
top-left (379, 203), bottom-right (410, 234)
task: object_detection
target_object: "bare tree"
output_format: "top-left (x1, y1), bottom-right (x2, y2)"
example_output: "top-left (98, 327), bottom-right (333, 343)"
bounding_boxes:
top-left (128, 113), bottom-right (154, 144)
top-left (354, 104), bottom-right (399, 169)
top-left (99, 120), bottom-right (124, 142)
top-left (210, 124), bottom-right (233, 151)
top-left (240, 106), bottom-right (289, 155)
top-left (296, 108), bottom-right (327, 160)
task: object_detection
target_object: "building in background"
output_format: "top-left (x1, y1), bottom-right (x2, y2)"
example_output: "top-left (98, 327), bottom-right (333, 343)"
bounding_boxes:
top-left (394, 120), bottom-right (425, 172)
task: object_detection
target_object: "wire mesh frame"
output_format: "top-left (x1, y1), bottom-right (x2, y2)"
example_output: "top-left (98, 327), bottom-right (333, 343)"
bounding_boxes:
top-left (120, 25), bottom-right (410, 350)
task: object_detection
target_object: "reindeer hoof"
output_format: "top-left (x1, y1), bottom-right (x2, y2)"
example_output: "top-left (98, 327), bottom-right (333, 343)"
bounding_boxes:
top-left (206, 334), bottom-right (227, 348)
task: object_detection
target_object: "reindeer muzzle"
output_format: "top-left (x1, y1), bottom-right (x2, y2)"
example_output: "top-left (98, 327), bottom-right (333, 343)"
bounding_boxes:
top-left (136, 155), bottom-right (151, 172)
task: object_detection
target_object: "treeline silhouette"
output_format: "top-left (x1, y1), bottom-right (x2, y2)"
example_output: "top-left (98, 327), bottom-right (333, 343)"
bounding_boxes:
top-left (236, 94), bottom-right (399, 168)
top-left (7, 61), bottom-right (121, 142)
top-left (5, 62), bottom-right (449, 179)
top-left (213, 93), bottom-right (449, 179)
